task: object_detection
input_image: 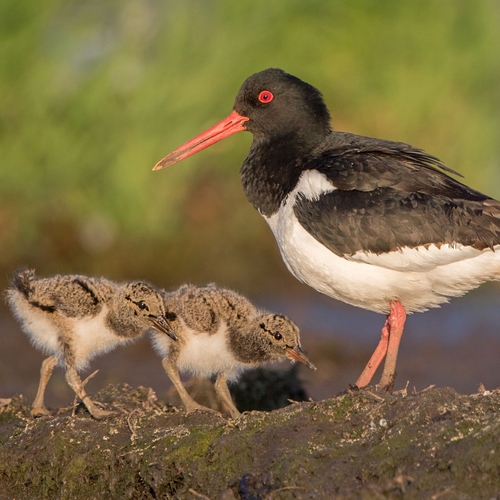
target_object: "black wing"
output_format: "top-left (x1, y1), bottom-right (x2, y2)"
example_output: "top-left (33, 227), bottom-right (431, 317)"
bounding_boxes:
top-left (309, 132), bottom-right (492, 202)
top-left (293, 188), bottom-right (500, 257)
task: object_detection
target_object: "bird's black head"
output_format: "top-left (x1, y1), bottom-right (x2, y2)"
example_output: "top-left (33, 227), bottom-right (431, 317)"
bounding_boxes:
top-left (153, 68), bottom-right (331, 172)
top-left (234, 68), bottom-right (332, 144)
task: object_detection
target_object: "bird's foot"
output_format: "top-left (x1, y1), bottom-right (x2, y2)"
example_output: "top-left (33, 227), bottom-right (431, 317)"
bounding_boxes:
top-left (184, 401), bottom-right (222, 416)
top-left (31, 405), bottom-right (52, 418)
top-left (82, 399), bottom-right (115, 420)
top-left (228, 408), bottom-right (242, 420)
top-left (0, 397), bottom-right (12, 408)
top-left (377, 371), bottom-right (396, 393)
top-left (87, 406), bottom-right (116, 420)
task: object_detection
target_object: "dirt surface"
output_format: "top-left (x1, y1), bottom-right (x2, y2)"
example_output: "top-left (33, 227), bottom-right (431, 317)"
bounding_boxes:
top-left (1, 381), bottom-right (500, 499)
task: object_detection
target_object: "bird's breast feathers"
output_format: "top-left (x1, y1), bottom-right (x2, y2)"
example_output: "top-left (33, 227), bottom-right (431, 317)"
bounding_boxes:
top-left (71, 306), bottom-right (135, 369)
top-left (153, 319), bottom-right (248, 380)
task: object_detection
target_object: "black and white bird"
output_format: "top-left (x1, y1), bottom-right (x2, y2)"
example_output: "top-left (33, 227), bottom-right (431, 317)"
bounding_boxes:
top-left (153, 68), bottom-right (500, 391)
top-left (150, 284), bottom-right (315, 418)
top-left (6, 269), bottom-right (175, 419)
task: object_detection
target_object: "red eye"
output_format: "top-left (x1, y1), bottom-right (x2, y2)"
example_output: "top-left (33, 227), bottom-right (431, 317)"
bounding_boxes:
top-left (258, 90), bottom-right (274, 103)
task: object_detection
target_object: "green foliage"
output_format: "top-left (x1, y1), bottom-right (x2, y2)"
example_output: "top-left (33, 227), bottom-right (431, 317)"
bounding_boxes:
top-left (1, 0), bottom-right (499, 289)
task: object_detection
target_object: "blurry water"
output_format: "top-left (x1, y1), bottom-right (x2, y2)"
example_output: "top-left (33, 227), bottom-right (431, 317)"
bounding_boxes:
top-left (1, 284), bottom-right (499, 409)
top-left (263, 284), bottom-right (500, 345)
top-left (262, 284), bottom-right (500, 398)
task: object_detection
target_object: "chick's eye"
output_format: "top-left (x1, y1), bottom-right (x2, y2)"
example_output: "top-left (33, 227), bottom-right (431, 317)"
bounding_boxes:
top-left (137, 301), bottom-right (148, 311)
top-left (274, 332), bottom-right (283, 341)
top-left (258, 90), bottom-right (274, 103)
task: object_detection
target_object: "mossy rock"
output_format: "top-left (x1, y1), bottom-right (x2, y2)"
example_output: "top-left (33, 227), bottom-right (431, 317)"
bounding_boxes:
top-left (1, 384), bottom-right (500, 499)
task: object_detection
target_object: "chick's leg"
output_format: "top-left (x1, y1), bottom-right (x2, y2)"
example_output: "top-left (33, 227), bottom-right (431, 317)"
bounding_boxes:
top-left (214, 373), bottom-right (241, 419)
top-left (31, 355), bottom-right (57, 417)
top-left (65, 365), bottom-right (114, 419)
top-left (161, 357), bottom-right (215, 414)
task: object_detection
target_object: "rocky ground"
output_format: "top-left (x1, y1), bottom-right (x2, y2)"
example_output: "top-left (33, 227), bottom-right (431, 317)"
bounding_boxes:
top-left (1, 377), bottom-right (500, 499)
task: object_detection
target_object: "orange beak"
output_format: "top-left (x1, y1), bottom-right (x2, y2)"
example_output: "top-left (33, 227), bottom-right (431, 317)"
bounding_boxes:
top-left (153, 110), bottom-right (249, 171)
top-left (286, 346), bottom-right (316, 371)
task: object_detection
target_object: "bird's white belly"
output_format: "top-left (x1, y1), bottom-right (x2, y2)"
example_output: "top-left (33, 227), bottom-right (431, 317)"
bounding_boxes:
top-left (152, 320), bottom-right (247, 381)
top-left (70, 306), bottom-right (134, 370)
top-left (264, 174), bottom-right (500, 314)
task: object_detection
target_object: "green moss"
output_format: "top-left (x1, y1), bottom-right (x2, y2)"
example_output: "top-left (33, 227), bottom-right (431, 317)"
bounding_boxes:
top-left (369, 443), bottom-right (391, 459)
top-left (160, 426), bottom-right (225, 462)
top-left (333, 397), bottom-right (355, 420)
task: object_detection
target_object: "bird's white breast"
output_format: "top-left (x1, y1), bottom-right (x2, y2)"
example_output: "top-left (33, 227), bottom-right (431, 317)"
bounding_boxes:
top-left (70, 306), bottom-right (135, 370)
top-left (151, 319), bottom-right (248, 381)
top-left (264, 170), bottom-right (500, 314)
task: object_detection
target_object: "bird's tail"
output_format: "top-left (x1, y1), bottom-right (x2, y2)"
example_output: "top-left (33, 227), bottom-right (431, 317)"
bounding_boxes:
top-left (9, 268), bottom-right (36, 299)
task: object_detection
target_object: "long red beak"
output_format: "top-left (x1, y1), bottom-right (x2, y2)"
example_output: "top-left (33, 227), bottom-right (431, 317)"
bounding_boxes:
top-left (153, 110), bottom-right (249, 171)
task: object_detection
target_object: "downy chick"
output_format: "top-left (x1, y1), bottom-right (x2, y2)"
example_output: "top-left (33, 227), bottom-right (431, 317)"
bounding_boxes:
top-left (6, 269), bottom-right (175, 419)
top-left (151, 284), bottom-right (315, 418)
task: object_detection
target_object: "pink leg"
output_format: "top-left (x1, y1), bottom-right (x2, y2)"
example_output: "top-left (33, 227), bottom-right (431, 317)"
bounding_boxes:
top-left (355, 316), bottom-right (390, 388)
top-left (378, 301), bottom-right (407, 391)
top-left (355, 300), bottom-right (407, 390)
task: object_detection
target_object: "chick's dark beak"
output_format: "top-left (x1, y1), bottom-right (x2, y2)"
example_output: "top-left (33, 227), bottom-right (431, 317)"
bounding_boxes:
top-left (286, 346), bottom-right (316, 371)
top-left (150, 316), bottom-right (177, 341)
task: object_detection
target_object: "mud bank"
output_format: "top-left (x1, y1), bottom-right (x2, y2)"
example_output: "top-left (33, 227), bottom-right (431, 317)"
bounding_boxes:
top-left (1, 384), bottom-right (500, 499)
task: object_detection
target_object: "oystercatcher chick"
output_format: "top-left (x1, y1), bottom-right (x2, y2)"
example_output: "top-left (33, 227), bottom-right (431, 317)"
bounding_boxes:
top-left (154, 68), bottom-right (500, 391)
top-left (150, 284), bottom-right (316, 418)
top-left (6, 269), bottom-right (175, 419)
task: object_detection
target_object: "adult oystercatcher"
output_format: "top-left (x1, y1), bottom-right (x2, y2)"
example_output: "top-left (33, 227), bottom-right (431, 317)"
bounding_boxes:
top-left (154, 68), bottom-right (500, 391)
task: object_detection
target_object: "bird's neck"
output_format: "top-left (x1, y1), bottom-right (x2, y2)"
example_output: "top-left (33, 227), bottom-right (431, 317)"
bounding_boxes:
top-left (106, 309), bottom-right (142, 338)
top-left (240, 135), bottom-right (313, 217)
top-left (228, 325), bottom-right (270, 364)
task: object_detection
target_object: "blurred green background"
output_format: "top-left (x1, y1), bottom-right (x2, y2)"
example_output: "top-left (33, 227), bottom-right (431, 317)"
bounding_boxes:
top-left (1, 0), bottom-right (499, 295)
top-left (2, 0), bottom-right (500, 405)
